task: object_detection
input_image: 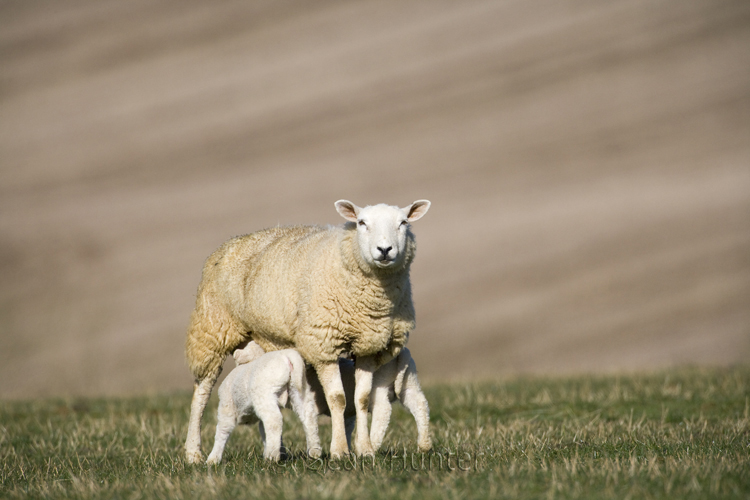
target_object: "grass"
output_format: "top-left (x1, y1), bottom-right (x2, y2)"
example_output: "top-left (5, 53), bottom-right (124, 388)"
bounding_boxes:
top-left (1, 367), bottom-right (748, 499)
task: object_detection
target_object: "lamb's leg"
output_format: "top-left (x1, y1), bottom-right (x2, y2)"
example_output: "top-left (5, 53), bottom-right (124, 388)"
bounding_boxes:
top-left (353, 355), bottom-right (377, 456)
top-left (399, 367), bottom-right (432, 452)
top-left (256, 400), bottom-right (285, 462)
top-left (315, 362), bottom-right (349, 458)
top-left (185, 371), bottom-right (221, 463)
top-left (206, 399), bottom-right (237, 464)
top-left (368, 382), bottom-right (393, 451)
top-left (303, 399), bottom-right (322, 458)
top-left (288, 382), bottom-right (322, 458)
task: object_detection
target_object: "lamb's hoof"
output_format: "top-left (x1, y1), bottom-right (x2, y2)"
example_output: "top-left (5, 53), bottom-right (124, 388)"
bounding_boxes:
top-left (308, 447), bottom-right (322, 459)
top-left (206, 455), bottom-right (220, 465)
top-left (185, 450), bottom-right (204, 464)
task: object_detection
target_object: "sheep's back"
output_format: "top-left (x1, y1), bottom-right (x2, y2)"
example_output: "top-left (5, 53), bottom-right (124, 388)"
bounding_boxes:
top-left (212, 225), bottom-right (340, 349)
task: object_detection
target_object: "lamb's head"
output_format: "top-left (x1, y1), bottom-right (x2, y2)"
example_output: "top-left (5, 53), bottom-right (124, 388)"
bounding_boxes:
top-left (335, 200), bottom-right (430, 273)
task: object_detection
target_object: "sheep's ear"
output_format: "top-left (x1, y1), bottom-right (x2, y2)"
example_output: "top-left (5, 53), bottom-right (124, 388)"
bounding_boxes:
top-left (335, 200), bottom-right (360, 222)
top-left (405, 200), bottom-right (431, 222)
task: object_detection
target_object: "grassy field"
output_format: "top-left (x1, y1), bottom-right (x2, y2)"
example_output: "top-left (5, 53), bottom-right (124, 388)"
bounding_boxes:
top-left (1, 367), bottom-right (748, 499)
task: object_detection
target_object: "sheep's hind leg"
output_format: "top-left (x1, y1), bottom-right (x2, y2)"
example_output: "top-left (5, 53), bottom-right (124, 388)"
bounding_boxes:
top-left (185, 371), bottom-right (221, 463)
top-left (315, 362), bottom-right (350, 458)
top-left (353, 355), bottom-right (378, 456)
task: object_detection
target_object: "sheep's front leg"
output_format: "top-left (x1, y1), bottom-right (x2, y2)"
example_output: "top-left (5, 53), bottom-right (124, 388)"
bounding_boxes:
top-left (315, 362), bottom-right (349, 458)
top-left (354, 355), bottom-right (378, 456)
top-left (185, 371), bottom-right (221, 463)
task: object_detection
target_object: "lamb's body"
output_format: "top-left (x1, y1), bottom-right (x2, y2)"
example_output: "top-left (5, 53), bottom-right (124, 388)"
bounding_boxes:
top-left (185, 200), bottom-right (430, 462)
top-left (234, 343), bottom-right (432, 452)
top-left (206, 349), bottom-right (321, 464)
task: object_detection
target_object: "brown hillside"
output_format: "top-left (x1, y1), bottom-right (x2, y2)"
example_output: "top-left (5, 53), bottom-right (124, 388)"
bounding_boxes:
top-left (1, 0), bottom-right (748, 397)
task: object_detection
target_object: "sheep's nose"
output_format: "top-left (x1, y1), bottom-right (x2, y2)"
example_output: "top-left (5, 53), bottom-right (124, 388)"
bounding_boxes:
top-left (377, 246), bottom-right (392, 259)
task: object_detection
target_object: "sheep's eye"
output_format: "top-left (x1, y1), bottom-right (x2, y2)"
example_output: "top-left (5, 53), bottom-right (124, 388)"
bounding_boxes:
top-left (358, 220), bottom-right (366, 227)
top-left (400, 220), bottom-right (408, 227)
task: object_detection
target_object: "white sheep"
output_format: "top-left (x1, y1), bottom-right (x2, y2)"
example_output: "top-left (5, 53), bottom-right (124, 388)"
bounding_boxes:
top-left (233, 342), bottom-right (432, 452)
top-left (206, 349), bottom-right (321, 464)
top-left (185, 200), bottom-right (431, 462)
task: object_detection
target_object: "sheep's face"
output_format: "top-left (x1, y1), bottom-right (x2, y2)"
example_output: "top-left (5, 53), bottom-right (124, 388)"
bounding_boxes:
top-left (335, 200), bottom-right (430, 271)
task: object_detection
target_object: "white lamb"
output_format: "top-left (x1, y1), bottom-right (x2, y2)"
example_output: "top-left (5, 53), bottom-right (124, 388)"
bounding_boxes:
top-left (185, 200), bottom-right (431, 462)
top-left (233, 342), bottom-right (432, 452)
top-left (206, 349), bottom-right (321, 464)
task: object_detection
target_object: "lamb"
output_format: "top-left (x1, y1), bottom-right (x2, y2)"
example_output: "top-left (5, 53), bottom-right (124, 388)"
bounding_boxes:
top-left (185, 199), bottom-right (431, 462)
top-left (233, 342), bottom-right (432, 452)
top-left (205, 349), bottom-right (320, 464)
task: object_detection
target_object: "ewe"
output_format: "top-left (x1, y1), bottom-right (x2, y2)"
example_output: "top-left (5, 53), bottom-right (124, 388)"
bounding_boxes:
top-left (185, 200), bottom-right (430, 462)
top-left (206, 349), bottom-right (320, 464)
top-left (233, 342), bottom-right (432, 453)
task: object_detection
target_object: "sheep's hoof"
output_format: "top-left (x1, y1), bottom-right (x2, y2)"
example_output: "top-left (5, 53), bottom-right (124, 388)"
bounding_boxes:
top-left (308, 447), bottom-right (322, 459)
top-left (355, 443), bottom-right (375, 457)
top-left (185, 450), bottom-right (204, 464)
top-left (418, 441), bottom-right (433, 453)
top-left (329, 449), bottom-right (350, 460)
top-left (329, 438), bottom-right (350, 459)
top-left (206, 455), bottom-right (220, 465)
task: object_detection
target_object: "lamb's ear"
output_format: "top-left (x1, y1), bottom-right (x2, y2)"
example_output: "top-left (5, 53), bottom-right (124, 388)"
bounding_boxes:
top-left (335, 200), bottom-right (360, 222)
top-left (405, 200), bottom-right (431, 222)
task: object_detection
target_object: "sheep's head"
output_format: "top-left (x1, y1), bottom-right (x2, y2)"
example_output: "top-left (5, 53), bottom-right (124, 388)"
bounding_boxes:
top-left (335, 200), bottom-right (430, 272)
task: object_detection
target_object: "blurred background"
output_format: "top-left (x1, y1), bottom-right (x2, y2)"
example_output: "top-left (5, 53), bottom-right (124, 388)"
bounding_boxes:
top-left (1, 0), bottom-right (748, 398)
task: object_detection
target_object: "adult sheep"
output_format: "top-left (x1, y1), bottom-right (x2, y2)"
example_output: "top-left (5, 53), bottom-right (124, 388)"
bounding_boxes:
top-left (184, 199), bottom-right (431, 462)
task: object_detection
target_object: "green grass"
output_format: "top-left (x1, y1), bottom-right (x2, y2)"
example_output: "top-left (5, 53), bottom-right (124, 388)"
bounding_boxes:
top-left (1, 367), bottom-right (748, 499)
